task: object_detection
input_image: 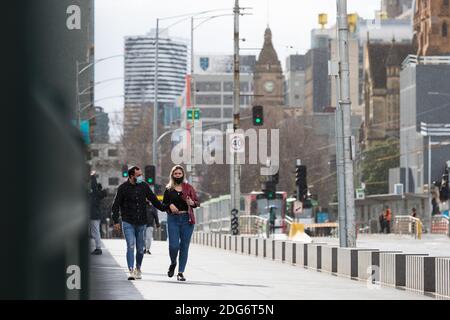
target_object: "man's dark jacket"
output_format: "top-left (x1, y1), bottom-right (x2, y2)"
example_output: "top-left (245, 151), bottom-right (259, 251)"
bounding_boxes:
top-left (112, 180), bottom-right (166, 225)
top-left (146, 205), bottom-right (160, 228)
top-left (90, 176), bottom-right (107, 220)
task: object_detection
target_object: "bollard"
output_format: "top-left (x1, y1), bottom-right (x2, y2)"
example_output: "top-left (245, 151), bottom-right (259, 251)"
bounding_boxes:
top-left (274, 241), bottom-right (286, 262)
top-left (285, 241), bottom-right (296, 265)
top-left (321, 245), bottom-right (338, 274)
top-left (380, 252), bottom-right (428, 287)
top-left (338, 248), bottom-right (378, 279)
top-left (307, 243), bottom-right (326, 271)
top-left (265, 239), bottom-right (275, 260)
top-left (250, 237), bottom-right (259, 256)
top-left (436, 257), bottom-right (450, 299)
top-left (295, 243), bottom-right (308, 268)
top-left (406, 255), bottom-right (437, 294)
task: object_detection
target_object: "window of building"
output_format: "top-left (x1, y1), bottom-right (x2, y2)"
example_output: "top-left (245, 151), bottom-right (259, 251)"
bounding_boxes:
top-left (91, 149), bottom-right (99, 158)
top-left (445, 0), bottom-right (449, 7)
top-left (108, 149), bottom-right (118, 157)
top-left (223, 108), bottom-right (233, 118)
top-left (223, 95), bottom-right (250, 106)
top-left (196, 81), bottom-right (221, 92)
top-left (443, 22), bottom-right (448, 37)
top-left (223, 82), bottom-right (233, 92)
top-left (223, 95), bottom-right (233, 105)
top-left (109, 177), bottom-right (119, 186)
top-left (196, 95), bottom-right (221, 105)
top-left (200, 107), bottom-right (221, 118)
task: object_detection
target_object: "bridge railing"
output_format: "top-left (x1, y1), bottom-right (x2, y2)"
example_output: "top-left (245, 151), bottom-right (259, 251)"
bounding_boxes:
top-left (239, 215), bottom-right (268, 237)
top-left (393, 215), bottom-right (423, 239)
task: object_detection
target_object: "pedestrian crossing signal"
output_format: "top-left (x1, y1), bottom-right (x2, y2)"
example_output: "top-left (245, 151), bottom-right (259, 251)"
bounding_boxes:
top-left (187, 108), bottom-right (200, 120)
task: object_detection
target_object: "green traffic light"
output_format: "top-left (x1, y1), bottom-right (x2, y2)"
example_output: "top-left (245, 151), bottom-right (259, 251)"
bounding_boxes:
top-left (256, 118), bottom-right (261, 124)
top-left (123, 173), bottom-right (128, 177)
top-left (147, 178), bottom-right (153, 183)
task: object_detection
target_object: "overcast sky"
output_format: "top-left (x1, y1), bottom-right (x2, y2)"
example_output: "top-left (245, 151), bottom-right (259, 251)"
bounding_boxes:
top-left (95, 0), bottom-right (381, 139)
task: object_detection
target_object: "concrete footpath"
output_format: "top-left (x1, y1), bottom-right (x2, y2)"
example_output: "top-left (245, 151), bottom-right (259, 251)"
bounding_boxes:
top-left (89, 239), bottom-right (432, 300)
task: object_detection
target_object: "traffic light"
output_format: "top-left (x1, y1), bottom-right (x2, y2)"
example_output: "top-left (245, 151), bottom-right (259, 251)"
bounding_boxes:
top-left (263, 181), bottom-right (276, 199)
top-left (295, 165), bottom-right (307, 201)
top-left (270, 170), bottom-right (279, 185)
top-left (252, 105), bottom-right (264, 126)
top-left (122, 164), bottom-right (128, 178)
top-left (145, 165), bottom-right (156, 185)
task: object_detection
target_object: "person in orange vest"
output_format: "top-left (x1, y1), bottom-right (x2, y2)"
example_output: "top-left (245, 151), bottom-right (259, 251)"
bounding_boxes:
top-left (383, 206), bottom-right (392, 234)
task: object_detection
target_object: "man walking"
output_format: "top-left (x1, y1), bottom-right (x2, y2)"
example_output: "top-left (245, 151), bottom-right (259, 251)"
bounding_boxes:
top-left (89, 172), bottom-right (106, 255)
top-left (112, 166), bottom-right (167, 280)
top-left (145, 203), bottom-right (160, 255)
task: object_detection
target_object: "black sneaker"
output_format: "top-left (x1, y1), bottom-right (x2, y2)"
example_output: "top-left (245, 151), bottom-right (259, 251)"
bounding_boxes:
top-left (168, 264), bottom-right (176, 278)
top-left (177, 273), bottom-right (186, 281)
top-left (91, 249), bottom-right (102, 255)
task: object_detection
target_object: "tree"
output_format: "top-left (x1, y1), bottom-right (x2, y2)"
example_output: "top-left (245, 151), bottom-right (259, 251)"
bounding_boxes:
top-left (360, 138), bottom-right (400, 195)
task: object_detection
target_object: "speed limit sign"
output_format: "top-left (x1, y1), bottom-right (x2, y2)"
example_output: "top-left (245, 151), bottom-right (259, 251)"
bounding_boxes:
top-left (229, 133), bottom-right (245, 153)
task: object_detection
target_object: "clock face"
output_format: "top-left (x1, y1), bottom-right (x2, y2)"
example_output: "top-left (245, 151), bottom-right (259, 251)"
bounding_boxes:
top-left (264, 81), bottom-right (275, 93)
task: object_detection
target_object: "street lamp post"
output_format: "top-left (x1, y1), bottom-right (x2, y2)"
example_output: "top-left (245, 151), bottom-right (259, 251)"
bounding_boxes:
top-left (189, 13), bottom-right (235, 187)
top-left (152, 9), bottom-right (232, 178)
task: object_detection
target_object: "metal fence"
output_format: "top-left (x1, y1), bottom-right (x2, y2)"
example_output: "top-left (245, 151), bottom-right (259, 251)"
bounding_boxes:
top-left (431, 215), bottom-right (449, 235)
top-left (393, 215), bottom-right (423, 239)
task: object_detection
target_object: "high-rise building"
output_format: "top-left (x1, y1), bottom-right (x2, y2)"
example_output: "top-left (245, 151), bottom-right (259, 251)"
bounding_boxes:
top-left (399, 55), bottom-right (450, 193)
top-left (361, 40), bottom-right (413, 148)
top-left (304, 47), bottom-right (330, 114)
top-left (414, 0), bottom-right (450, 56)
top-left (192, 54), bottom-right (255, 131)
top-left (285, 54), bottom-right (306, 108)
top-left (382, 0), bottom-right (414, 19)
top-left (92, 106), bottom-right (109, 144)
top-left (124, 29), bottom-right (188, 105)
top-left (124, 29), bottom-right (188, 133)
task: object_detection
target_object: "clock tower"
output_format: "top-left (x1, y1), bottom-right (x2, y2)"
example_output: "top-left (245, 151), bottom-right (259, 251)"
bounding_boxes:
top-left (253, 27), bottom-right (284, 106)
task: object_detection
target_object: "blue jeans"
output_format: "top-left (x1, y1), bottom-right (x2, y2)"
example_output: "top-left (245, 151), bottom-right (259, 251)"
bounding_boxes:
top-left (167, 214), bottom-right (194, 273)
top-left (122, 221), bottom-right (146, 270)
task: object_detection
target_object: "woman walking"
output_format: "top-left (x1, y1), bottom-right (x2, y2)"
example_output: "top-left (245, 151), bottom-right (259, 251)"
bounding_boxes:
top-left (163, 165), bottom-right (200, 281)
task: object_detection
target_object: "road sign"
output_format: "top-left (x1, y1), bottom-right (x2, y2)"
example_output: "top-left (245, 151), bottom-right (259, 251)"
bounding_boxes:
top-left (356, 188), bottom-right (365, 200)
top-left (229, 133), bottom-right (245, 153)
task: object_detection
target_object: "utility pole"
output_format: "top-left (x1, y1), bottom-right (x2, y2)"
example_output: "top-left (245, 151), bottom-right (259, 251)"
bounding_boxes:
top-left (336, 0), bottom-right (356, 247)
top-left (153, 19), bottom-right (159, 167)
top-left (231, 0), bottom-right (241, 232)
top-left (190, 16), bottom-right (197, 189)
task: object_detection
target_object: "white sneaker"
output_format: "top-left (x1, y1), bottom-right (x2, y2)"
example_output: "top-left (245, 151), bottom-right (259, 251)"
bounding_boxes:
top-left (127, 269), bottom-right (136, 281)
top-left (135, 268), bottom-right (142, 280)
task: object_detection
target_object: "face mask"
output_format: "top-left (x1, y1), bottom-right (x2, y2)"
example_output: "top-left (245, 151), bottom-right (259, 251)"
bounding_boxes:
top-left (136, 176), bottom-right (144, 184)
top-left (173, 176), bottom-right (184, 184)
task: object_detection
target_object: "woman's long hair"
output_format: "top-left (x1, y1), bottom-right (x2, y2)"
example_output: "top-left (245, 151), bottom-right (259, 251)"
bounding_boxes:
top-left (166, 165), bottom-right (186, 190)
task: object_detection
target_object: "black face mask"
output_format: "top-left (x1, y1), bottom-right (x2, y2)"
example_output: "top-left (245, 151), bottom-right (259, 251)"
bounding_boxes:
top-left (173, 176), bottom-right (184, 184)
